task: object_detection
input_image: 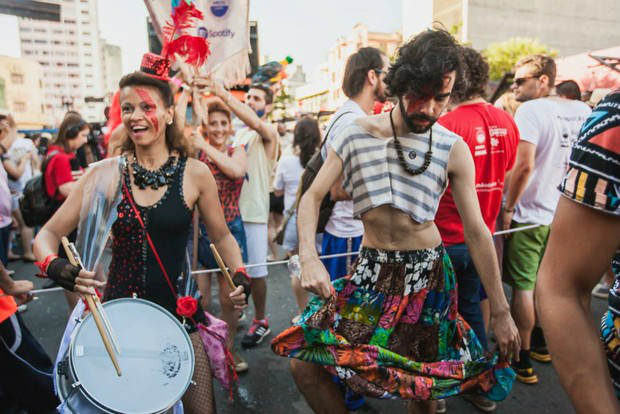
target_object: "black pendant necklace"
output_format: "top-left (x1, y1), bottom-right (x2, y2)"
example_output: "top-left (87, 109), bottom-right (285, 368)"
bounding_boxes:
top-left (131, 154), bottom-right (177, 190)
top-left (389, 108), bottom-right (433, 176)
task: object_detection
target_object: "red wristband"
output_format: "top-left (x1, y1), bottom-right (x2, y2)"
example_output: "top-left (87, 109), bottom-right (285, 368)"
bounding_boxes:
top-left (35, 254), bottom-right (59, 275)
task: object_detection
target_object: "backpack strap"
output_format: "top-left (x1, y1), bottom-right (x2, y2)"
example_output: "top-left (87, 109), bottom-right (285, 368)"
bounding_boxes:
top-left (319, 111), bottom-right (354, 150)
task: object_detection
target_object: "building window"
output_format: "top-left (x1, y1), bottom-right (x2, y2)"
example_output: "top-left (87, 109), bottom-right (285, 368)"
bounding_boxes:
top-left (83, 42), bottom-right (91, 47)
top-left (34, 39), bottom-right (47, 44)
top-left (64, 19), bottom-right (76, 24)
top-left (14, 101), bottom-right (27, 112)
top-left (11, 73), bottom-right (24, 84)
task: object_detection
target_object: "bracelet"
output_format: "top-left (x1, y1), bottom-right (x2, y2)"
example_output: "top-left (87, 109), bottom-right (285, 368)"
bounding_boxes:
top-left (503, 207), bottom-right (515, 213)
top-left (35, 254), bottom-right (59, 275)
top-left (225, 93), bottom-right (232, 104)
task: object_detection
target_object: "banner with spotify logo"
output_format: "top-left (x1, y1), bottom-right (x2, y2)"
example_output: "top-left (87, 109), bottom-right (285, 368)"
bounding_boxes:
top-left (145, 0), bottom-right (251, 86)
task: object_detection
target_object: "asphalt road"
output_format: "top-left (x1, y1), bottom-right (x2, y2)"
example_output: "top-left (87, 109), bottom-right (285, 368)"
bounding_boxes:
top-left (11, 257), bottom-right (606, 414)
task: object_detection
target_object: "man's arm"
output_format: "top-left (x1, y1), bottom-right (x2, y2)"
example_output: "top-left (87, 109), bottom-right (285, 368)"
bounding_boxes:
top-left (298, 148), bottom-right (344, 298)
top-left (537, 197), bottom-right (620, 414)
top-left (448, 140), bottom-right (520, 359)
top-left (501, 140), bottom-right (535, 230)
top-left (209, 81), bottom-right (278, 145)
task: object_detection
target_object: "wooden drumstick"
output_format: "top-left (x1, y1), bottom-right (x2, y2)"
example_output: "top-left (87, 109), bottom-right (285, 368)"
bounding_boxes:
top-left (61, 237), bottom-right (122, 377)
top-left (209, 243), bottom-right (236, 290)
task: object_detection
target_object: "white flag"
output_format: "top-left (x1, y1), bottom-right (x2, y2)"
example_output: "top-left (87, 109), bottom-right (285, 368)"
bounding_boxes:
top-left (144, 0), bottom-right (251, 86)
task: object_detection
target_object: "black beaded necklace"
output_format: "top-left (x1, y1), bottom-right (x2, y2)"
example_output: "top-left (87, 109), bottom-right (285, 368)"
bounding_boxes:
top-left (131, 154), bottom-right (178, 190)
top-left (389, 107), bottom-right (433, 176)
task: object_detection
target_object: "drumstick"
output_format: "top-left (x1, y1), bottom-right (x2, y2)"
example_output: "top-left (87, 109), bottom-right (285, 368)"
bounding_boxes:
top-left (61, 237), bottom-right (122, 377)
top-left (209, 243), bottom-right (236, 290)
top-left (64, 240), bottom-right (121, 355)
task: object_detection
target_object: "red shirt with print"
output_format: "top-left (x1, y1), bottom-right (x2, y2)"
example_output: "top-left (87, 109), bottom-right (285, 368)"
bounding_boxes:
top-left (435, 102), bottom-right (519, 246)
top-left (44, 145), bottom-right (83, 201)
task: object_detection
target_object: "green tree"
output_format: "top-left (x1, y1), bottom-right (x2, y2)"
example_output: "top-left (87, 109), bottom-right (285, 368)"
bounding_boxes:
top-left (483, 37), bottom-right (558, 80)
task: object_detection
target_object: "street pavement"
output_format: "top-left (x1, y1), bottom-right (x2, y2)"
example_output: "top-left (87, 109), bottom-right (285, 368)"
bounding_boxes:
top-left (11, 257), bottom-right (606, 414)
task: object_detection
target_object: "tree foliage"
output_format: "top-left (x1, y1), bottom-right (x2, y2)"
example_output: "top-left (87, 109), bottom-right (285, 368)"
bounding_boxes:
top-left (483, 37), bottom-right (558, 80)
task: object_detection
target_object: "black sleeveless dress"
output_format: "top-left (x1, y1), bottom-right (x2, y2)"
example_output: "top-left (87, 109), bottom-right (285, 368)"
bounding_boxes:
top-left (103, 156), bottom-right (193, 319)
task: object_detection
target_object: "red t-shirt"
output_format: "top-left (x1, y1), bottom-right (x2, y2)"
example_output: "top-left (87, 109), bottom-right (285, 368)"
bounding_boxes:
top-left (45, 146), bottom-right (83, 201)
top-left (435, 102), bottom-right (519, 246)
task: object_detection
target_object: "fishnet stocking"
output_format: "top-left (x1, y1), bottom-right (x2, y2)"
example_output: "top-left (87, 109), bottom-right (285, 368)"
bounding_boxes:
top-left (182, 331), bottom-right (216, 414)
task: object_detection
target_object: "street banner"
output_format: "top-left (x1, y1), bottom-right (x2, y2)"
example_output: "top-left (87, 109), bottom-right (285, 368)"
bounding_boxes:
top-left (144, 0), bottom-right (251, 86)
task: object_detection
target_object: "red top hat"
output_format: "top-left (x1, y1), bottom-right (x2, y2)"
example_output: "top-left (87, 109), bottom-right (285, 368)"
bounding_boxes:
top-left (140, 52), bottom-right (171, 81)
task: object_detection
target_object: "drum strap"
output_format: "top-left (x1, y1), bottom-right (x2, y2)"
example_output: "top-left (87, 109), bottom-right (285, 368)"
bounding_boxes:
top-left (122, 180), bottom-right (179, 300)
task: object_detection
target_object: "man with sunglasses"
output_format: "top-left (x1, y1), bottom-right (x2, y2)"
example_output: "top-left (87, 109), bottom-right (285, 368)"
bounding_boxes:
top-left (501, 54), bottom-right (591, 384)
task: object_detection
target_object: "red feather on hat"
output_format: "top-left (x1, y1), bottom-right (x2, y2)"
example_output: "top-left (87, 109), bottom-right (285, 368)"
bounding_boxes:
top-left (161, 1), bottom-right (210, 66)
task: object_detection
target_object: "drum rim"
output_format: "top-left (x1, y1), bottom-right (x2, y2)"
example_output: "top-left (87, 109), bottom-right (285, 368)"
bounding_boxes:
top-left (64, 297), bottom-right (195, 414)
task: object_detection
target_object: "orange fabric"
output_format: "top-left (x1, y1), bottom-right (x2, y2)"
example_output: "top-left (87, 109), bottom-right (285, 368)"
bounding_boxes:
top-left (0, 287), bottom-right (17, 324)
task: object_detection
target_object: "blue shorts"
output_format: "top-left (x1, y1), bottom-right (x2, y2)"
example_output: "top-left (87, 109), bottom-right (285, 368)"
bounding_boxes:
top-left (189, 216), bottom-right (248, 272)
top-left (321, 231), bottom-right (362, 281)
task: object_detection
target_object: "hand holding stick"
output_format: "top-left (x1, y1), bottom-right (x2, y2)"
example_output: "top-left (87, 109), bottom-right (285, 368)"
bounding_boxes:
top-left (61, 237), bottom-right (122, 377)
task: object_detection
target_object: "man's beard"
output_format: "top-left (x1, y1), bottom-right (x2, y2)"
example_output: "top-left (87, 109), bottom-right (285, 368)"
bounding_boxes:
top-left (374, 83), bottom-right (387, 103)
top-left (398, 98), bottom-right (437, 134)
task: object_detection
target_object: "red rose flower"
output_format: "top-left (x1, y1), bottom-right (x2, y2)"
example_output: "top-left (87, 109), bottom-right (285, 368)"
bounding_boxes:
top-left (176, 296), bottom-right (198, 318)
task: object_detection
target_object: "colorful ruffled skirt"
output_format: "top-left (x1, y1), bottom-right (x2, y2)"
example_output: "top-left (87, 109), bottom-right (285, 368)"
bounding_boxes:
top-left (271, 246), bottom-right (515, 401)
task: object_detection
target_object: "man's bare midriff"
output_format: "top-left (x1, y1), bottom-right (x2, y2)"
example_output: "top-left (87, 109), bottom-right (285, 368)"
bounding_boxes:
top-left (360, 205), bottom-right (442, 251)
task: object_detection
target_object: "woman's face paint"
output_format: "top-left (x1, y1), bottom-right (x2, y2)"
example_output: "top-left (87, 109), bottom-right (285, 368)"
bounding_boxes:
top-left (135, 88), bottom-right (160, 132)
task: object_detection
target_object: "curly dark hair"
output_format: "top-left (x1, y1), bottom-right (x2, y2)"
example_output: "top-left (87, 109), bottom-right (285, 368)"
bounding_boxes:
top-left (451, 47), bottom-right (489, 103)
top-left (293, 118), bottom-right (321, 168)
top-left (118, 71), bottom-right (189, 157)
top-left (385, 29), bottom-right (465, 100)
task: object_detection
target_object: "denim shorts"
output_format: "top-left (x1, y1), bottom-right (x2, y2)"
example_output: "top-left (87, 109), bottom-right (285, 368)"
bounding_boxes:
top-left (189, 216), bottom-right (248, 272)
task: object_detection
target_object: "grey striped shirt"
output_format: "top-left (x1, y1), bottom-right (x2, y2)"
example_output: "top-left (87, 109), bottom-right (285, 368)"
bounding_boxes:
top-left (330, 122), bottom-right (461, 223)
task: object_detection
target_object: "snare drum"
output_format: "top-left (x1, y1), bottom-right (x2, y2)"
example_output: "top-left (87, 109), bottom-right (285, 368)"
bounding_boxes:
top-left (55, 298), bottom-right (194, 414)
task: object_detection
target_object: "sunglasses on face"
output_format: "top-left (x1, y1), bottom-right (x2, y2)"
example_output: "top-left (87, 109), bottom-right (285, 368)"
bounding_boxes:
top-left (513, 75), bottom-right (540, 87)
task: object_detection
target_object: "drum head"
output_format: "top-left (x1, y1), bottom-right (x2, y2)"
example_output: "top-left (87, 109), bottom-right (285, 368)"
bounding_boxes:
top-left (70, 298), bottom-right (194, 414)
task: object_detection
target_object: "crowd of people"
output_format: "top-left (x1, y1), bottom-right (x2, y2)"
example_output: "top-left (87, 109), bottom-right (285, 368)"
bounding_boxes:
top-left (0, 26), bottom-right (618, 414)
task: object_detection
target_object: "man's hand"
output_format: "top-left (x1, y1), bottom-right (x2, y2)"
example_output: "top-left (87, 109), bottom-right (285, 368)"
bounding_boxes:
top-left (300, 256), bottom-right (332, 299)
top-left (4, 279), bottom-right (34, 305)
top-left (228, 285), bottom-right (247, 311)
top-left (491, 309), bottom-right (521, 361)
top-left (501, 208), bottom-right (514, 236)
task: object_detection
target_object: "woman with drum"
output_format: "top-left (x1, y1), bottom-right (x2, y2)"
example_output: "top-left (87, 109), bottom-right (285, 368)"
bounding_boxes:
top-left (33, 53), bottom-right (249, 414)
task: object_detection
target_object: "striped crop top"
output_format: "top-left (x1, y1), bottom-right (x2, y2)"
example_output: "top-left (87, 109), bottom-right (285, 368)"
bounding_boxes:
top-left (330, 122), bottom-right (461, 223)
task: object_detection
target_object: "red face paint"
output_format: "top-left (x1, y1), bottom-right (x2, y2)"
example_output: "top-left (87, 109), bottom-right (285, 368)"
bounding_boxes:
top-left (135, 88), bottom-right (159, 132)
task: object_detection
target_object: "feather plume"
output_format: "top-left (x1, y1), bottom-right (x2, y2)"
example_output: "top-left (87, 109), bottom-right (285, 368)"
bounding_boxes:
top-left (161, 1), bottom-right (209, 66)
top-left (166, 35), bottom-right (210, 67)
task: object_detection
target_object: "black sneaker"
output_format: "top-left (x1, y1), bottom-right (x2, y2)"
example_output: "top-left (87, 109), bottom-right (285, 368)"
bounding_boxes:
top-left (530, 326), bottom-right (552, 363)
top-left (512, 351), bottom-right (538, 384)
top-left (241, 319), bottom-right (271, 348)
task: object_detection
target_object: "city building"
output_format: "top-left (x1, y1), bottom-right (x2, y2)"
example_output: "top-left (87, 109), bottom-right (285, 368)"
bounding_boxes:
top-left (102, 40), bottom-right (122, 96)
top-left (403, 0), bottom-right (620, 56)
top-left (18, 0), bottom-right (107, 124)
top-left (0, 55), bottom-right (47, 129)
top-left (296, 23), bottom-right (402, 114)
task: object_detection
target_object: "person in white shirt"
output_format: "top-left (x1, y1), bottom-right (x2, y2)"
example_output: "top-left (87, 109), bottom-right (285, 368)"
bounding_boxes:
top-left (273, 118), bottom-right (321, 317)
top-left (320, 47), bottom-right (391, 285)
top-left (0, 112), bottom-right (39, 262)
top-left (501, 54), bottom-right (591, 384)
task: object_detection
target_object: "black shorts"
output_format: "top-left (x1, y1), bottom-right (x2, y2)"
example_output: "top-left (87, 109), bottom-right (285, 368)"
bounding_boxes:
top-left (269, 192), bottom-right (284, 215)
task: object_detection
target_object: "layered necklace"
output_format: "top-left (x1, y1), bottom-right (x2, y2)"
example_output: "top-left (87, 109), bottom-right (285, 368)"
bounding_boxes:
top-left (389, 107), bottom-right (433, 176)
top-left (131, 154), bottom-right (177, 190)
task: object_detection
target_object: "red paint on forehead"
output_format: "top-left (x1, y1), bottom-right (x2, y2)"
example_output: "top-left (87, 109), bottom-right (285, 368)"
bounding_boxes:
top-left (135, 88), bottom-right (159, 132)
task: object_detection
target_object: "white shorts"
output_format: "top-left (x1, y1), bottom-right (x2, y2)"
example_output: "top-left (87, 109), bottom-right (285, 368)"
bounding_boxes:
top-left (243, 222), bottom-right (269, 278)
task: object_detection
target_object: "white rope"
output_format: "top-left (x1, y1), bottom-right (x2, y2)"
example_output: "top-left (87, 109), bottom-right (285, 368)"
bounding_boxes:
top-left (190, 223), bottom-right (542, 275)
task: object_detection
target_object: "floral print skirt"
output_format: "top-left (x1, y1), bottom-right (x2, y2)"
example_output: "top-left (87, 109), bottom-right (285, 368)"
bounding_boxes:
top-left (271, 245), bottom-right (515, 401)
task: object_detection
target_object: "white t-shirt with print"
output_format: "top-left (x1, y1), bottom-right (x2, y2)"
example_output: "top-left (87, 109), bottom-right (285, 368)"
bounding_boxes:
top-left (321, 100), bottom-right (367, 238)
top-left (513, 97), bottom-right (591, 225)
top-left (7, 137), bottom-right (37, 193)
top-left (273, 154), bottom-right (304, 214)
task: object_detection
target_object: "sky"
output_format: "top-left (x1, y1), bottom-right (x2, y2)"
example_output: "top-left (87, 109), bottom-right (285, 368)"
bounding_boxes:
top-left (0, 0), bottom-right (402, 82)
